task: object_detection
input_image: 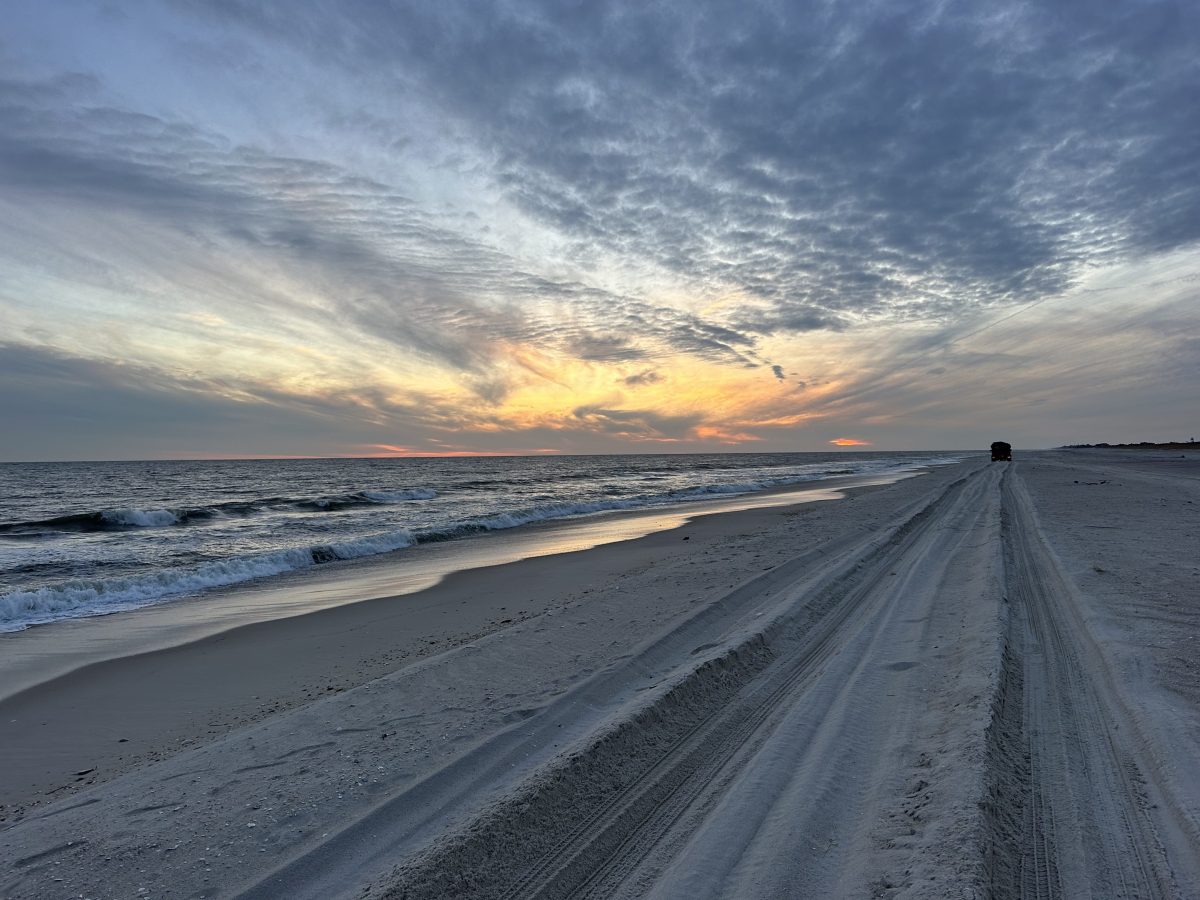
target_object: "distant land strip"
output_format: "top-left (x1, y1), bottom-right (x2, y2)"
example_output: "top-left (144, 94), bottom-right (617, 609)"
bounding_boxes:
top-left (1060, 441), bottom-right (1197, 449)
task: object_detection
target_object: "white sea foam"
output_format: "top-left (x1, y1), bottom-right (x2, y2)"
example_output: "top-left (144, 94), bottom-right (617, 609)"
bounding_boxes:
top-left (669, 480), bottom-right (775, 497)
top-left (0, 528), bottom-right (416, 632)
top-left (310, 530), bottom-right (417, 562)
top-left (100, 508), bottom-right (181, 528)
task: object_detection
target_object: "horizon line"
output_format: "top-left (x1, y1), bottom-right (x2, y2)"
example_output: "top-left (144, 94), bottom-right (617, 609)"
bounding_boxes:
top-left (0, 447), bottom-right (999, 465)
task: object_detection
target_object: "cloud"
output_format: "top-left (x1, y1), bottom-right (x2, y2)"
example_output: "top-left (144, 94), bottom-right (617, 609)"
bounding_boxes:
top-left (571, 404), bottom-right (704, 441)
top-left (570, 333), bottom-right (647, 362)
top-left (622, 369), bottom-right (662, 386)
top-left (187, 0), bottom-right (1200, 331)
top-left (780, 259), bottom-right (1200, 449)
top-left (732, 308), bottom-right (849, 337)
top-left (829, 438), bottom-right (872, 447)
top-left (0, 340), bottom-right (539, 459)
top-left (2, 3), bottom-right (1198, 457)
top-left (0, 342), bottom-right (358, 459)
top-left (0, 70), bottom-right (775, 380)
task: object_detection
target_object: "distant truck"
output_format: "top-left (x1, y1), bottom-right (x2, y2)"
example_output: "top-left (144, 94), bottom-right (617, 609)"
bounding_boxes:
top-left (991, 441), bottom-right (1012, 461)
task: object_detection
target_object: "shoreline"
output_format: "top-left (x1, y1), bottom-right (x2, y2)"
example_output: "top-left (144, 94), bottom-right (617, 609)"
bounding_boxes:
top-left (0, 466), bottom-right (934, 814)
top-left (0, 466), bottom-right (938, 701)
top-left (1, 453), bottom-right (956, 637)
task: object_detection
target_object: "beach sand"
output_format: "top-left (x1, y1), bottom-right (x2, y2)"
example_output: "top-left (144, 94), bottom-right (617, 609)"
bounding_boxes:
top-left (2, 451), bottom-right (1197, 898)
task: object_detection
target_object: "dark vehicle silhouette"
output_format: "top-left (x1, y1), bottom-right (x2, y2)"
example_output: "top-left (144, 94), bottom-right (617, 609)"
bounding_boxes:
top-left (991, 441), bottom-right (1012, 462)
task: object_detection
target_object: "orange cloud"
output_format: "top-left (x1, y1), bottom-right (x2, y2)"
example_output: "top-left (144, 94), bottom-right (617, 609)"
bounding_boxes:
top-left (695, 426), bottom-right (763, 444)
top-left (362, 444), bottom-right (560, 457)
top-left (829, 437), bottom-right (872, 446)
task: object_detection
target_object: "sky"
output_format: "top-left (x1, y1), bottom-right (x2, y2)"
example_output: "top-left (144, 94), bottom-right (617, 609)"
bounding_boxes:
top-left (1, 0), bottom-right (1197, 461)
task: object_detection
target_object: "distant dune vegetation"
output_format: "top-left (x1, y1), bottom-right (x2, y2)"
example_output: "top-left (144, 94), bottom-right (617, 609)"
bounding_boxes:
top-left (1061, 441), bottom-right (1197, 449)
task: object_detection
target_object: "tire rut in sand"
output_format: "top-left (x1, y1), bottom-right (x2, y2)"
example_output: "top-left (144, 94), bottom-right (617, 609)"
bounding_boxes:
top-left (988, 464), bottom-right (1181, 899)
top-left (371, 467), bottom-right (991, 900)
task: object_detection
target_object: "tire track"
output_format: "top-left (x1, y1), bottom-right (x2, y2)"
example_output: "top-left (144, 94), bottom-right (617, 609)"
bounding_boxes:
top-left (990, 464), bottom-right (1183, 899)
top-left (574, 465), bottom-right (1003, 900)
top-left (235, 465), bottom-right (983, 900)
top-left (374, 464), bottom-right (998, 899)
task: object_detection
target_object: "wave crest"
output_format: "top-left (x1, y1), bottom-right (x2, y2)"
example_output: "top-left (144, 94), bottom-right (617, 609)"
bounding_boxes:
top-left (0, 488), bottom-right (438, 536)
top-left (0, 528), bottom-right (415, 632)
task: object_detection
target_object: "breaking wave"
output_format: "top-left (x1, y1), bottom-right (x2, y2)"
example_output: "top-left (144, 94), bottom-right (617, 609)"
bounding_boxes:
top-left (0, 529), bottom-right (417, 632)
top-left (0, 476), bottom-right (831, 630)
top-left (293, 489), bottom-right (438, 511)
top-left (0, 489), bottom-right (438, 536)
top-left (0, 455), bottom-right (961, 631)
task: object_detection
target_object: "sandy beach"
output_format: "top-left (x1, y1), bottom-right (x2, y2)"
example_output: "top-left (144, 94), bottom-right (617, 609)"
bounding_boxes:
top-left (2, 450), bottom-right (1198, 898)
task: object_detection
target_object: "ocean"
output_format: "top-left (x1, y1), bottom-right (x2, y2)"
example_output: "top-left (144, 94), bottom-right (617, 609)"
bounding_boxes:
top-left (0, 451), bottom-right (958, 632)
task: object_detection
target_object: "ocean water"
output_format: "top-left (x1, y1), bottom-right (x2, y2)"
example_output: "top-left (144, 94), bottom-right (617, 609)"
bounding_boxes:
top-left (0, 452), bottom-right (957, 631)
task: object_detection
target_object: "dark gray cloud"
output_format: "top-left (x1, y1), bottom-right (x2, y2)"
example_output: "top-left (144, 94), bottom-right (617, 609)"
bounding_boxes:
top-left (569, 333), bottom-right (647, 362)
top-left (791, 279), bottom-right (1200, 445)
top-left (622, 369), bottom-right (662, 387)
top-left (571, 404), bottom-right (703, 441)
top-left (731, 308), bottom-right (849, 337)
top-left (180, 0), bottom-right (1200, 330)
top-left (0, 341), bottom-right (555, 458)
top-left (0, 342), bottom-right (399, 459)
